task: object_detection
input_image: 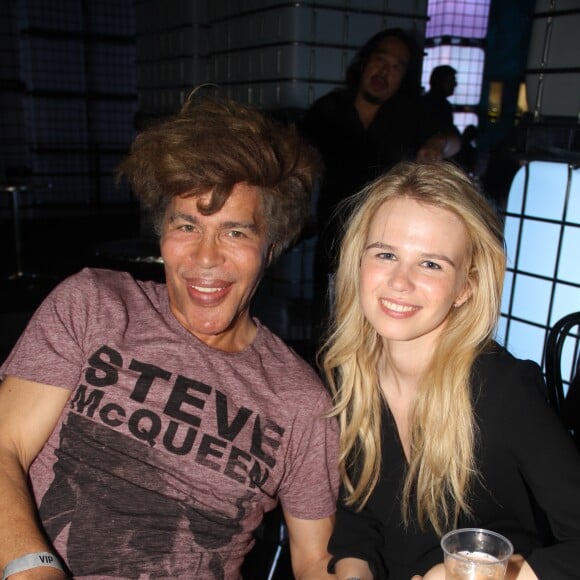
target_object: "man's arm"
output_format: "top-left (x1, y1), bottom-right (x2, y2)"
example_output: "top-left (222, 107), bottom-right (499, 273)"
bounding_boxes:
top-left (284, 511), bottom-right (335, 579)
top-left (0, 376), bottom-right (70, 577)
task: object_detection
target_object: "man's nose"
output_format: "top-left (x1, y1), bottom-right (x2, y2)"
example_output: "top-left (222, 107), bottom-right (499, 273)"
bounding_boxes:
top-left (192, 235), bottom-right (223, 268)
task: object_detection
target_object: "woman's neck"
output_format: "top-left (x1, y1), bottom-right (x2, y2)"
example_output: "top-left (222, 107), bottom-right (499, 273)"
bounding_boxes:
top-left (379, 338), bottom-right (434, 397)
top-left (378, 341), bottom-right (435, 462)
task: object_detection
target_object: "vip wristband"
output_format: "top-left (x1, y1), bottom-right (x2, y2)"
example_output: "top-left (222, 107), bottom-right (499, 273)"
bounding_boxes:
top-left (2, 552), bottom-right (66, 580)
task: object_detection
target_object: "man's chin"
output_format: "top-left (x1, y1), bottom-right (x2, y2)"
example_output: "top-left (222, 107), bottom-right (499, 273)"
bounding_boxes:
top-left (361, 89), bottom-right (389, 105)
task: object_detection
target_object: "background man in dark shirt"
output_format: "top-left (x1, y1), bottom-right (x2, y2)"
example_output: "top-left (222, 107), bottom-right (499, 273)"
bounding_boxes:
top-left (299, 29), bottom-right (461, 339)
top-left (422, 64), bottom-right (459, 133)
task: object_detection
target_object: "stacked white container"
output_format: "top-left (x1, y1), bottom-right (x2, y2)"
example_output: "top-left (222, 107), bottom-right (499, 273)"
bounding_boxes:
top-left (525, 0), bottom-right (580, 121)
top-left (136, 0), bottom-right (428, 114)
top-left (203, 0), bottom-right (428, 110)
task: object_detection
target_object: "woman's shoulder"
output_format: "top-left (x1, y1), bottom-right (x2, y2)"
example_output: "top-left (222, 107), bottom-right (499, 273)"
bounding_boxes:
top-left (472, 341), bottom-right (548, 404)
top-left (474, 341), bottom-right (542, 377)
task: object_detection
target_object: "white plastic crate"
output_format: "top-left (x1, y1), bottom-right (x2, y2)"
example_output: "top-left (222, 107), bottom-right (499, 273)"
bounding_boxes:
top-left (212, 45), bottom-right (353, 83)
top-left (89, 44), bottom-right (137, 93)
top-left (86, 0), bottom-right (135, 35)
top-left (209, 0), bottom-right (427, 17)
top-left (91, 102), bottom-right (137, 144)
top-left (311, 0), bottom-right (427, 11)
top-left (209, 5), bottom-right (427, 49)
top-left (346, 11), bottom-right (425, 45)
top-left (26, 96), bottom-right (88, 144)
top-left (24, 0), bottom-right (83, 31)
top-left (27, 38), bottom-right (86, 92)
top-left (525, 1), bottom-right (580, 119)
top-left (226, 80), bottom-right (342, 109)
top-left (136, 1), bottom-right (430, 113)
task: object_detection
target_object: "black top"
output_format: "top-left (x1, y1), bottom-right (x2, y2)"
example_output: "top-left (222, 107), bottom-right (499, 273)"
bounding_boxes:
top-left (328, 344), bottom-right (580, 579)
top-left (421, 91), bottom-right (456, 135)
top-left (300, 89), bottom-right (438, 229)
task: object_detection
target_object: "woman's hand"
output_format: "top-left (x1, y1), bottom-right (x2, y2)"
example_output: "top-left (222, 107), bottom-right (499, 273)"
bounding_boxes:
top-left (410, 555), bottom-right (538, 580)
top-left (505, 555), bottom-right (538, 580)
top-left (410, 562), bottom-right (445, 579)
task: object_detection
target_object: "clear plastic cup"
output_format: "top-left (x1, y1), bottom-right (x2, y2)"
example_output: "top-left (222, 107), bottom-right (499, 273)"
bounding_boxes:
top-left (441, 528), bottom-right (514, 579)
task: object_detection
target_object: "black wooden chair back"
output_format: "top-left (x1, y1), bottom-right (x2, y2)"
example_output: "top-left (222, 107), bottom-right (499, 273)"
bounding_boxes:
top-left (544, 311), bottom-right (580, 445)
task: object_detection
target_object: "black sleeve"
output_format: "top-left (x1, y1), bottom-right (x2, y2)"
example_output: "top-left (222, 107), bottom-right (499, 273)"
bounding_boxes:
top-left (505, 357), bottom-right (580, 579)
top-left (327, 489), bottom-right (387, 579)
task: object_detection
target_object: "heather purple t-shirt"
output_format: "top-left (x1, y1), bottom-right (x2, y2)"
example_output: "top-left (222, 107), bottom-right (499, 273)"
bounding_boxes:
top-left (1, 268), bottom-right (339, 579)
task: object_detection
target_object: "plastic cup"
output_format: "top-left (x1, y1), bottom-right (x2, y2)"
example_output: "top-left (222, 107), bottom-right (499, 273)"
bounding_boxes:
top-left (441, 528), bottom-right (514, 580)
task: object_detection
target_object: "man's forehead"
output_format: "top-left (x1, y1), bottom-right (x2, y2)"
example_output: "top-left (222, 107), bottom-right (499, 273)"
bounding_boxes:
top-left (374, 37), bottom-right (410, 61)
top-left (169, 186), bottom-right (265, 225)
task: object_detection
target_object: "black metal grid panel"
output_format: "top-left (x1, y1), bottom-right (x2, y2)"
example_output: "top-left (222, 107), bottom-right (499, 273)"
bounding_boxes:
top-left (499, 161), bottom-right (580, 387)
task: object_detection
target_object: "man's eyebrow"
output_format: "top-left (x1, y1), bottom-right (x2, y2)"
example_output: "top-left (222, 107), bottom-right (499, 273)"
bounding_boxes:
top-left (374, 48), bottom-right (409, 66)
top-left (169, 212), bottom-right (196, 223)
top-left (364, 242), bottom-right (457, 267)
top-left (222, 221), bottom-right (259, 232)
top-left (169, 213), bottom-right (259, 232)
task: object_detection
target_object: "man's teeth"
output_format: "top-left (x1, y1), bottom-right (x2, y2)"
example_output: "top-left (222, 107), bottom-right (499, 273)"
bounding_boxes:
top-left (382, 300), bottom-right (415, 312)
top-left (191, 286), bottom-right (222, 293)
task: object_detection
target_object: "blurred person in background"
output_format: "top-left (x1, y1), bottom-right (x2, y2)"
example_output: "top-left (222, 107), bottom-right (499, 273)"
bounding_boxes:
top-left (299, 29), bottom-right (460, 342)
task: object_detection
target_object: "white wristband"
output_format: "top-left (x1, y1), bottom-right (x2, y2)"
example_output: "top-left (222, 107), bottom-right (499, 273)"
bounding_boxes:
top-left (2, 552), bottom-right (66, 579)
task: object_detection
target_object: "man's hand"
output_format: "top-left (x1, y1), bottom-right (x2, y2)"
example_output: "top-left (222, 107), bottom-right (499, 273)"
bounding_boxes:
top-left (416, 131), bottom-right (461, 162)
top-left (505, 555), bottom-right (538, 580)
top-left (416, 136), bottom-right (447, 163)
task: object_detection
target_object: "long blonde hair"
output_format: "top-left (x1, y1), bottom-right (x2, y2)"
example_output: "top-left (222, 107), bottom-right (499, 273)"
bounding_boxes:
top-left (322, 161), bottom-right (506, 535)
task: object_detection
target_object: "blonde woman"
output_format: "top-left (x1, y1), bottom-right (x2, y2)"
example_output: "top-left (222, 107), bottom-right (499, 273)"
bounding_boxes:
top-left (323, 161), bottom-right (580, 580)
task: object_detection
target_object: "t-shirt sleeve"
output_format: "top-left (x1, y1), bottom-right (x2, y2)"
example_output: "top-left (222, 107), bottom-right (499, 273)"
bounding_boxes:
top-left (0, 270), bottom-right (94, 389)
top-left (504, 357), bottom-right (580, 579)
top-left (276, 386), bottom-right (339, 520)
